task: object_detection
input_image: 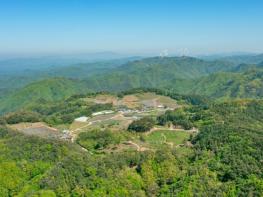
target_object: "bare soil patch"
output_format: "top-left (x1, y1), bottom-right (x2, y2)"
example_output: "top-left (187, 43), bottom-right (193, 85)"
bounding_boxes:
top-left (9, 122), bottom-right (64, 139)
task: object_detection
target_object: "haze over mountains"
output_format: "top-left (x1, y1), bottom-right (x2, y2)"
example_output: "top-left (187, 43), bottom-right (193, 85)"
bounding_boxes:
top-left (1, 0), bottom-right (263, 195)
top-left (0, 53), bottom-right (263, 114)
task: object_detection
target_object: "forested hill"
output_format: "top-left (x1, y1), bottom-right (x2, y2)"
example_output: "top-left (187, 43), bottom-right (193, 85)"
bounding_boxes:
top-left (0, 57), bottom-right (139, 98)
top-left (189, 68), bottom-right (263, 99)
top-left (1, 56), bottom-right (263, 114)
top-left (232, 62), bottom-right (263, 72)
top-left (0, 92), bottom-right (262, 196)
top-left (0, 78), bottom-right (89, 114)
top-left (82, 56), bottom-right (236, 91)
top-left (83, 58), bottom-right (263, 99)
top-left (115, 56), bottom-right (236, 78)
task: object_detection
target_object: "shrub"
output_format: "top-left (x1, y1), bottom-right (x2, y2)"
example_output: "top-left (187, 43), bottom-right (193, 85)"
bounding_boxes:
top-left (77, 129), bottom-right (121, 151)
top-left (4, 111), bottom-right (41, 124)
top-left (128, 117), bottom-right (155, 132)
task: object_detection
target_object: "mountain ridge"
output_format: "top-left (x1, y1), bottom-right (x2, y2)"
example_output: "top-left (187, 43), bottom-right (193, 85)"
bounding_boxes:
top-left (1, 56), bottom-right (262, 114)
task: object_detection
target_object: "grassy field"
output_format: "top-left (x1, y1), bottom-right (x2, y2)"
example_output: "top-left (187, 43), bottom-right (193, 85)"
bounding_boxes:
top-left (144, 130), bottom-right (190, 147)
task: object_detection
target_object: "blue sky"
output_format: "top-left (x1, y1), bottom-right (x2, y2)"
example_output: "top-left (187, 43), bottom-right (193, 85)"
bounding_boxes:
top-left (0, 0), bottom-right (263, 55)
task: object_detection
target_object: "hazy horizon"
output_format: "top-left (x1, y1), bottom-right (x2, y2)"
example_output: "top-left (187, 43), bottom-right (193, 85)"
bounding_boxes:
top-left (1, 0), bottom-right (263, 56)
top-left (0, 50), bottom-right (261, 61)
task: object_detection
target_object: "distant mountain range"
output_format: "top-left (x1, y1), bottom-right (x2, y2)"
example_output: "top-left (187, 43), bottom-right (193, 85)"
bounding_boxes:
top-left (0, 57), bottom-right (140, 99)
top-left (0, 52), bottom-right (140, 74)
top-left (0, 54), bottom-right (263, 114)
top-left (80, 56), bottom-right (236, 91)
top-left (216, 53), bottom-right (263, 65)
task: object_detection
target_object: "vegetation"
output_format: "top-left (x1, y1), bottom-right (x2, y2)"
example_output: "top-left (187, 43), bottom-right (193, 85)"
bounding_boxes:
top-left (2, 97), bottom-right (113, 126)
top-left (128, 117), bottom-right (156, 132)
top-left (144, 130), bottom-right (190, 147)
top-left (191, 68), bottom-right (263, 99)
top-left (76, 129), bottom-right (122, 151)
top-left (157, 109), bottom-right (194, 130)
top-left (216, 53), bottom-right (263, 65)
top-left (0, 91), bottom-right (262, 196)
top-left (1, 56), bottom-right (263, 114)
top-left (0, 55), bottom-right (263, 196)
top-left (0, 78), bottom-right (90, 114)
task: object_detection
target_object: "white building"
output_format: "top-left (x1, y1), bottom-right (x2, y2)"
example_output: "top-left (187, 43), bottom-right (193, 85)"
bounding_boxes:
top-left (74, 116), bottom-right (89, 122)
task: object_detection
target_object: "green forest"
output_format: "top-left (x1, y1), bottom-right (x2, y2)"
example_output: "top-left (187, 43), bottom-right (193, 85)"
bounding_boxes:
top-left (1, 0), bottom-right (263, 196)
top-left (0, 55), bottom-right (263, 196)
top-left (0, 87), bottom-right (262, 196)
top-left (1, 56), bottom-right (263, 114)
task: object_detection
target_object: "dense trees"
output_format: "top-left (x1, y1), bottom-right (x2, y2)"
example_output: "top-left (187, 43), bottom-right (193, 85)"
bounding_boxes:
top-left (2, 98), bottom-right (113, 126)
top-left (4, 110), bottom-right (41, 124)
top-left (190, 100), bottom-right (263, 196)
top-left (157, 109), bottom-right (194, 130)
top-left (1, 56), bottom-right (263, 115)
top-left (76, 129), bottom-right (121, 151)
top-left (128, 117), bottom-right (156, 132)
top-left (0, 89), bottom-right (263, 196)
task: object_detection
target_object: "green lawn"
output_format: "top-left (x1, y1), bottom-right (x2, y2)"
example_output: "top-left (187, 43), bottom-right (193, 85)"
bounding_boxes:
top-left (144, 130), bottom-right (190, 147)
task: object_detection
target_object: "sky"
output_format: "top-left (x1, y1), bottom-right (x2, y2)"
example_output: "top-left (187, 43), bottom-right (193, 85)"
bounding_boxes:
top-left (0, 0), bottom-right (263, 56)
